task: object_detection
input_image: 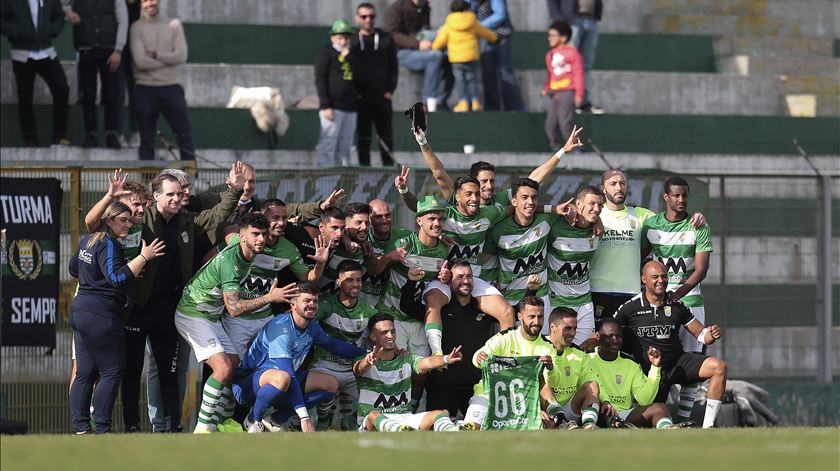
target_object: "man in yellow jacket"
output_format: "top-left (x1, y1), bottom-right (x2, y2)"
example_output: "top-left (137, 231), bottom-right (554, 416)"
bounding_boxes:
top-left (432, 0), bottom-right (496, 112)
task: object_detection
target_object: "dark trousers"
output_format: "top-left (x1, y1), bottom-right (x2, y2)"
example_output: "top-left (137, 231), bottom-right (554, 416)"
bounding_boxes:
top-left (116, 45), bottom-right (138, 134)
top-left (11, 57), bottom-right (69, 145)
top-left (121, 292), bottom-right (182, 431)
top-left (544, 90), bottom-right (575, 150)
top-left (69, 309), bottom-right (125, 433)
top-left (426, 384), bottom-right (474, 418)
top-left (78, 48), bottom-right (120, 135)
top-left (356, 98), bottom-right (394, 167)
top-left (480, 37), bottom-right (527, 112)
top-left (135, 84), bottom-right (194, 160)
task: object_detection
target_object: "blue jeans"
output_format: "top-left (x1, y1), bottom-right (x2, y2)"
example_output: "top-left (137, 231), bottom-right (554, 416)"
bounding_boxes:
top-left (397, 48), bottom-right (447, 102)
top-left (316, 109), bottom-right (357, 166)
top-left (480, 37), bottom-right (526, 111)
top-left (452, 61), bottom-right (480, 103)
top-left (570, 18), bottom-right (599, 104)
top-left (135, 84), bottom-right (194, 160)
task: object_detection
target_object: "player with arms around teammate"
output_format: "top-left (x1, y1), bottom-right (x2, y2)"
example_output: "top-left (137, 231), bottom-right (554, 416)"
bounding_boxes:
top-left (641, 176), bottom-right (713, 423)
top-left (591, 319), bottom-right (686, 429)
top-left (462, 296), bottom-right (555, 429)
top-left (174, 213), bottom-right (298, 433)
top-left (363, 199), bottom-right (411, 307)
top-left (312, 260), bottom-right (379, 430)
top-left (614, 261), bottom-right (726, 429)
top-left (233, 283), bottom-right (366, 433)
top-left (354, 313), bottom-right (462, 432)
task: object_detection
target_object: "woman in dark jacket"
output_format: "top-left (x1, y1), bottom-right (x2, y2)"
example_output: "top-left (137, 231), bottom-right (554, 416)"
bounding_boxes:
top-left (68, 201), bottom-right (164, 433)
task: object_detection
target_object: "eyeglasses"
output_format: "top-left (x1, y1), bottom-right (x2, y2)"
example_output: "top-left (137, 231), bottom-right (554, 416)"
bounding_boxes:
top-left (358, 14), bottom-right (375, 19)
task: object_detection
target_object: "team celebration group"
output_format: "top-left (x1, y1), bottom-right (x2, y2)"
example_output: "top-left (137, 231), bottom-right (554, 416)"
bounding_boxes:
top-left (69, 124), bottom-right (728, 434)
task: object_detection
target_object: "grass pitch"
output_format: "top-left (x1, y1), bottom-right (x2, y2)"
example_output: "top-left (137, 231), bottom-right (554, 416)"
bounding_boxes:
top-left (2, 428), bottom-right (838, 470)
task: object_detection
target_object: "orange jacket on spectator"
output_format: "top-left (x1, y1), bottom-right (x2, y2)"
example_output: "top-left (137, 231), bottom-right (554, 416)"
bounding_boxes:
top-left (543, 44), bottom-right (584, 102)
top-left (431, 11), bottom-right (497, 63)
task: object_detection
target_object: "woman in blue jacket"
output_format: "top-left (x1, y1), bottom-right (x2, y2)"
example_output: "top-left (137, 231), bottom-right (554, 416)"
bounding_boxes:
top-left (68, 201), bottom-right (164, 433)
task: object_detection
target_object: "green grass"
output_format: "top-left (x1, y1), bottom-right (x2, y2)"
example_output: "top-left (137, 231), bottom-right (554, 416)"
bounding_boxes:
top-left (1, 429), bottom-right (837, 470)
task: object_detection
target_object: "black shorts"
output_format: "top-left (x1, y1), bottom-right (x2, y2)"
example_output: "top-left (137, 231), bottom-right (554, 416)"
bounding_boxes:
top-left (655, 352), bottom-right (708, 402)
top-left (592, 292), bottom-right (634, 328)
top-left (425, 384), bottom-right (473, 418)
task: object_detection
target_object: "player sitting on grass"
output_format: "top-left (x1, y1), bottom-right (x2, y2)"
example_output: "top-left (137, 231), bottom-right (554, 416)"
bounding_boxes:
top-left (354, 313), bottom-right (462, 432)
top-left (232, 283), bottom-right (366, 433)
top-left (590, 319), bottom-right (689, 429)
top-left (541, 307), bottom-right (601, 429)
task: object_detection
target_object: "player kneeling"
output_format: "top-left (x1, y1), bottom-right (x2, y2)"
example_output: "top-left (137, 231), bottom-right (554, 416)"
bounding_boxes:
top-left (541, 307), bottom-right (601, 429)
top-left (589, 319), bottom-right (687, 429)
top-left (354, 313), bottom-right (462, 432)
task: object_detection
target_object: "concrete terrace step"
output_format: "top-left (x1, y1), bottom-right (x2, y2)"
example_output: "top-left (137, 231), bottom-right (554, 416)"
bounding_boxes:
top-left (714, 36), bottom-right (836, 59)
top-left (718, 55), bottom-right (840, 77)
top-left (2, 105), bottom-right (838, 155)
top-left (158, 0), bottom-right (650, 33)
top-left (0, 61), bottom-right (792, 116)
top-left (645, 14), bottom-right (804, 37)
top-left (0, 27), bottom-right (718, 73)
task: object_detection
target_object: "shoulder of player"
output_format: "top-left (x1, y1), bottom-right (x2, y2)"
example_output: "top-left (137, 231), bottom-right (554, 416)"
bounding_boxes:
top-left (667, 299), bottom-right (692, 314)
top-left (616, 293), bottom-right (644, 312)
top-left (618, 351), bottom-right (638, 363)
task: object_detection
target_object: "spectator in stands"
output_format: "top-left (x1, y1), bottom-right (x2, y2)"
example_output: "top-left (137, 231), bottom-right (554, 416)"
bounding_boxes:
top-left (541, 20), bottom-right (582, 151)
top-left (69, 201), bottom-right (165, 433)
top-left (469, 0), bottom-right (526, 112)
top-left (130, 0), bottom-right (194, 160)
top-left (351, 2), bottom-right (398, 167)
top-left (1, 0), bottom-right (70, 147)
top-left (315, 19), bottom-right (360, 167)
top-left (64, 0), bottom-right (128, 149)
top-left (546, 0), bottom-right (604, 114)
top-left (384, 0), bottom-right (451, 110)
top-left (118, 0), bottom-right (142, 147)
top-left (432, 0), bottom-right (496, 112)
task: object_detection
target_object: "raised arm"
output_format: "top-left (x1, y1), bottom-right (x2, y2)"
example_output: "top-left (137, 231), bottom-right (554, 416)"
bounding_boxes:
top-left (528, 125), bottom-right (584, 183)
top-left (417, 346), bottom-right (462, 374)
top-left (85, 169), bottom-right (132, 233)
top-left (395, 165), bottom-right (419, 212)
top-left (414, 129), bottom-right (454, 200)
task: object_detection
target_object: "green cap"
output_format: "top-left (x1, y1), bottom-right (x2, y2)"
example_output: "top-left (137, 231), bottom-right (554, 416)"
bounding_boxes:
top-left (416, 195), bottom-right (444, 216)
top-left (330, 19), bottom-right (353, 35)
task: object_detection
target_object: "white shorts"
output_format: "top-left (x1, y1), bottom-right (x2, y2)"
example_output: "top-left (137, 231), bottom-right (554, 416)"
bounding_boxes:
top-left (616, 408), bottom-right (636, 421)
top-left (423, 278), bottom-right (502, 301)
top-left (221, 315), bottom-right (271, 358)
top-left (359, 411), bottom-right (428, 431)
top-left (680, 306), bottom-right (705, 353)
top-left (463, 394), bottom-right (489, 426)
top-left (175, 311), bottom-right (237, 362)
top-left (310, 363), bottom-right (358, 397)
top-left (394, 319), bottom-right (431, 356)
top-left (541, 303), bottom-right (595, 345)
top-left (562, 400), bottom-right (582, 423)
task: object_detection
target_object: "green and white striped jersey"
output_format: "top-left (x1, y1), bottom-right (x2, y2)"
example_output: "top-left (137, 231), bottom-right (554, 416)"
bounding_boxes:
top-left (226, 234), bottom-right (309, 320)
top-left (119, 224), bottom-right (143, 260)
top-left (448, 188), bottom-right (511, 207)
top-left (355, 354), bottom-right (422, 420)
top-left (547, 220), bottom-right (599, 307)
top-left (319, 245), bottom-right (366, 294)
top-left (312, 294), bottom-right (378, 369)
top-left (483, 214), bottom-right (558, 304)
top-left (364, 228), bottom-right (412, 307)
top-left (176, 242), bottom-right (253, 322)
top-left (641, 213), bottom-right (713, 307)
top-left (441, 203), bottom-right (506, 279)
top-left (380, 232), bottom-right (448, 321)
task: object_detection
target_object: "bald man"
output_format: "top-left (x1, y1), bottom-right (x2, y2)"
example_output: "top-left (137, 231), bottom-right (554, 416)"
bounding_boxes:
top-left (613, 261), bottom-right (727, 428)
top-left (363, 199), bottom-right (411, 307)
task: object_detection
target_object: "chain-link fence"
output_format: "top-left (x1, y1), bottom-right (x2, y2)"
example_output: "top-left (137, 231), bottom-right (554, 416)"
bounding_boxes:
top-left (1, 163), bottom-right (837, 432)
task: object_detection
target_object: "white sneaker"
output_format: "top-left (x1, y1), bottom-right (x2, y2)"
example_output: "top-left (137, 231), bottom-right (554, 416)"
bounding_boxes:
top-left (193, 423), bottom-right (216, 434)
top-left (247, 420), bottom-right (267, 433)
top-left (261, 418), bottom-right (286, 432)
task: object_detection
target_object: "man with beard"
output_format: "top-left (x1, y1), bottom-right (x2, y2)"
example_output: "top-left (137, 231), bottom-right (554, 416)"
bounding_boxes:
top-left (354, 313), bottom-right (462, 432)
top-left (546, 185), bottom-right (603, 346)
top-left (175, 213), bottom-right (299, 433)
top-left (319, 202), bottom-right (371, 293)
top-left (614, 261), bottom-right (726, 429)
top-left (234, 283), bottom-right (367, 433)
top-left (312, 260), bottom-right (378, 430)
top-left (221, 199), bottom-right (331, 358)
top-left (590, 169), bottom-right (705, 324)
top-left (363, 199), bottom-right (411, 307)
top-left (399, 260), bottom-right (511, 419)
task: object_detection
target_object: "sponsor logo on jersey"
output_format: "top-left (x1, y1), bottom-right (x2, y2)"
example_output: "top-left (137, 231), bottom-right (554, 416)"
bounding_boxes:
top-left (373, 392), bottom-right (409, 411)
top-left (636, 325), bottom-right (675, 339)
top-left (657, 256), bottom-right (688, 274)
top-left (78, 249), bottom-right (93, 265)
top-left (513, 253), bottom-right (544, 275)
top-left (555, 261), bottom-right (589, 280)
top-left (447, 244), bottom-right (481, 261)
top-left (241, 275), bottom-right (273, 293)
top-left (362, 271), bottom-right (388, 287)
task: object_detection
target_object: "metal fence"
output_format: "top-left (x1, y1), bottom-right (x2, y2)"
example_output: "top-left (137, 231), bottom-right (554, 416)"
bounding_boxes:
top-left (1, 163), bottom-right (837, 431)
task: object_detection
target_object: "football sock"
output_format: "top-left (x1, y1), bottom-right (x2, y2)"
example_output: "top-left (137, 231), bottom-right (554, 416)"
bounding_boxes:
top-left (424, 323), bottom-right (443, 355)
top-left (677, 383), bottom-right (698, 422)
top-left (252, 384), bottom-right (285, 422)
top-left (316, 397), bottom-right (336, 430)
top-left (220, 385), bottom-right (235, 420)
top-left (198, 377), bottom-right (224, 425)
top-left (432, 413), bottom-right (458, 432)
top-left (703, 398), bottom-right (721, 428)
top-left (656, 417), bottom-right (673, 429)
top-left (338, 391), bottom-right (357, 430)
top-left (374, 415), bottom-right (404, 432)
top-left (581, 405), bottom-right (599, 425)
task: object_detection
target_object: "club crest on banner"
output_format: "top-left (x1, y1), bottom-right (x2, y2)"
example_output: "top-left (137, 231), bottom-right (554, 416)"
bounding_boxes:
top-left (9, 239), bottom-right (42, 280)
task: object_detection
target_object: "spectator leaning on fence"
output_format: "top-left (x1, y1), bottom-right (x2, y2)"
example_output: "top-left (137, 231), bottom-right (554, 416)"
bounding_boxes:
top-left (68, 201), bottom-right (165, 434)
top-left (130, 0), bottom-right (193, 160)
top-left (0, 0), bottom-right (71, 147)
